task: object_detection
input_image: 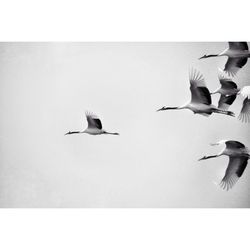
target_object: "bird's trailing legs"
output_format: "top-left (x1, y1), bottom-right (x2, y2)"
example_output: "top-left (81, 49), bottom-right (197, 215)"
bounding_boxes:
top-left (212, 109), bottom-right (235, 117)
top-left (103, 131), bottom-right (119, 135)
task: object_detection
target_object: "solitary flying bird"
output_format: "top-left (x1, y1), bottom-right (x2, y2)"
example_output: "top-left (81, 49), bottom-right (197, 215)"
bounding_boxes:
top-left (65, 111), bottom-right (119, 136)
top-left (199, 42), bottom-right (250, 76)
top-left (211, 70), bottom-right (250, 122)
top-left (199, 140), bottom-right (250, 191)
top-left (157, 68), bottom-right (235, 117)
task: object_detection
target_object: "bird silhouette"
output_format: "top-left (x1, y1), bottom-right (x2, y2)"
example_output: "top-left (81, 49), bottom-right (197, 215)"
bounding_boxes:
top-left (199, 140), bottom-right (250, 190)
top-left (211, 70), bottom-right (250, 122)
top-left (157, 68), bottom-right (235, 117)
top-left (65, 111), bottom-right (119, 136)
top-left (199, 42), bottom-right (250, 76)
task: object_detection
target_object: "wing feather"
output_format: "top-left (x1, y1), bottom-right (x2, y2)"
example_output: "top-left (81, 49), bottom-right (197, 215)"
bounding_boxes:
top-left (218, 71), bottom-right (238, 89)
top-left (238, 97), bottom-right (250, 123)
top-left (85, 111), bottom-right (103, 130)
top-left (224, 58), bottom-right (248, 76)
top-left (240, 86), bottom-right (250, 99)
top-left (228, 42), bottom-right (248, 51)
top-left (189, 69), bottom-right (211, 105)
top-left (218, 94), bottom-right (237, 110)
top-left (225, 141), bottom-right (246, 150)
top-left (220, 156), bottom-right (248, 191)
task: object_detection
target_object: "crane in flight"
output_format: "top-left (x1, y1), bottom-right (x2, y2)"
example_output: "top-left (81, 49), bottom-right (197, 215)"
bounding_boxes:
top-left (211, 70), bottom-right (250, 122)
top-left (199, 42), bottom-right (250, 76)
top-left (65, 111), bottom-right (119, 136)
top-left (199, 140), bottom-right (250, 191)
top-left (157, 68), bottom-right (235, 117)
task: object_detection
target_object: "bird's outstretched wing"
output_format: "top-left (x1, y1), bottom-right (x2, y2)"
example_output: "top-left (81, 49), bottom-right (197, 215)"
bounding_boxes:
top-left (240, 86), bottom-right (250, 99)
top-left (218, 94), bottom-right (237, 111)
top-left (225, 140), bottom-right (246, 150)
top-left (218, 70), bottom-right (238, 90)
top-left (189, 68), bottom-right (211, 105)
top-left (228, 42), bottom-right (249, 51)
top-left (85, 111), bottom-right (102, 130)
top-left (224, 57), bottom-right (248, 76)
top-left (220, 156), bottom-right (248, 191)
top-left (238, 97), bottom-right (250, 123)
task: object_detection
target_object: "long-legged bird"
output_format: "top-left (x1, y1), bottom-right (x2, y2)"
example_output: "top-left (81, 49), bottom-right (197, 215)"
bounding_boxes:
top-left (157, 69), bottom-right (235, 117)
top-left (199, 140), bottom-right (250, 191)
top-left (211, 70), bottom-right (250, 122)
top-left (65, 111), bottom-right (119, 136)
top-left (199, 42), bottom-right (250, 76)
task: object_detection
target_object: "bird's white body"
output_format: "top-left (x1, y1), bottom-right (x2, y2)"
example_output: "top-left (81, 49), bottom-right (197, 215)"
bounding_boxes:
top-left (181, 103), bottom-right (219, 117)
top-left (219, 48), bottom-right (250, 58)
top-left (215, 140), bottom-right (249, 157)
top-left (83, 128), bottom-right (104, 135)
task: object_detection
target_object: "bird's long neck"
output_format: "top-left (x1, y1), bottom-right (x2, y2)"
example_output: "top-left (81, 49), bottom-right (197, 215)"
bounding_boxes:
top-left (206, 54), bottom-right (219, 58)
top-left (199, 154), bottom-right (222, 161)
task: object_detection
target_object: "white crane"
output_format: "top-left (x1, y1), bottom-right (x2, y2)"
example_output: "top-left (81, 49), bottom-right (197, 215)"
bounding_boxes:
top-left (199, 42), bottom-right (250, 76)
top-left (65, 111), bottom-right (119, 136)
top-left (157, 68), bottom-right (235, 117)
top-left (199, 140), bottom-right (250, 191)
top-left (211, 70), bottom-right (250, 122)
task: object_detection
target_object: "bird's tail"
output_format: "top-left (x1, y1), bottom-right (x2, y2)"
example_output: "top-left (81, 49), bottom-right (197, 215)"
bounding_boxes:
top-left (212, 109), bottom-right (235, 117)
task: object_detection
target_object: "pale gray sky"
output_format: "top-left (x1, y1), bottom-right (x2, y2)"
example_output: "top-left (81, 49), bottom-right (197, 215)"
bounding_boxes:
top-left (0, 42), bottom-right (249, 207)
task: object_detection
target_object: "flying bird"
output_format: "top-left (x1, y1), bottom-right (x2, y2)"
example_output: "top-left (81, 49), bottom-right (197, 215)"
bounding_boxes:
top-left (199, 140), bottom-right (250, 191)
top-left (65, 111), bottom-right (119, 136)
top-left (199, 42), bottom-right (250, 76)
top-left (157, 68), bottom-right (235, 117)
top-left (211, 70), bottom-right (250, 122)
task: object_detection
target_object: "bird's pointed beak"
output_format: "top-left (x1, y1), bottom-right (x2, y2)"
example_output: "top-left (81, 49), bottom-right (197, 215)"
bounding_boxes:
top-left (198, 156), bottom-right (208, 161)
top-left (65, 131), bottom-right (71, 135)
top-left (156, 106), bottom-right (166, 112)
top-left (199, 55), bottom-right (206, 60)
top-left (210, 142), bottom-right (219, 146)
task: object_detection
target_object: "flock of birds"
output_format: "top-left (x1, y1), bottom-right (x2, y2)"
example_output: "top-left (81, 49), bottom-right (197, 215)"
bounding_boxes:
top-left (65, 42), bottom-right (250, 191)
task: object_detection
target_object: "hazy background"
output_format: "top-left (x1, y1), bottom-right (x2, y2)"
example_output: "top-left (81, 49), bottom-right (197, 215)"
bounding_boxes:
top-left (0, 42), bottom-right (249, 208)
